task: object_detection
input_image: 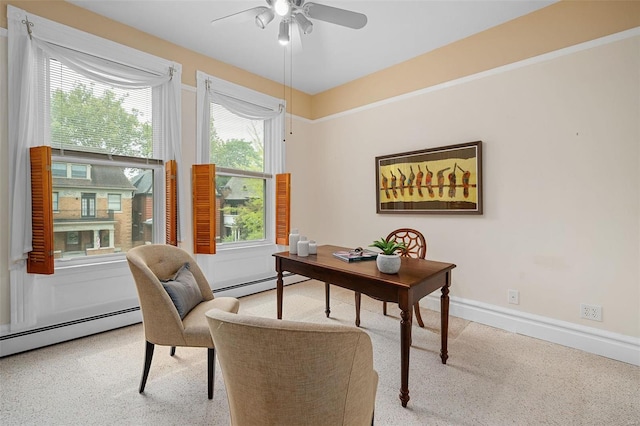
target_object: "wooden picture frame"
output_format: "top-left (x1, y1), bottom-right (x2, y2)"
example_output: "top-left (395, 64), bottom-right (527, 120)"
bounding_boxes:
top-left (375, 141), bottom-right (483, 214)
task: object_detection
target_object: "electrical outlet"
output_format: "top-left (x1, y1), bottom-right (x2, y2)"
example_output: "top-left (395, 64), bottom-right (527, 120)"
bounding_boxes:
top-left (508, 289), bottom-right (519, 305)
top-left (580, 304), bottom-right (602, 321)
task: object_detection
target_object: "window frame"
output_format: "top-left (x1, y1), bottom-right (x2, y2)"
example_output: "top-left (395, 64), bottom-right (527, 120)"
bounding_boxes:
top-left (196, 72), bottom-right (285, 251)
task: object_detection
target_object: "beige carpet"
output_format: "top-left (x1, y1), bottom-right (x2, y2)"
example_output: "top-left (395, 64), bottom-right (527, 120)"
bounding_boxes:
top-left (1, 280), bottom-right (638, 425)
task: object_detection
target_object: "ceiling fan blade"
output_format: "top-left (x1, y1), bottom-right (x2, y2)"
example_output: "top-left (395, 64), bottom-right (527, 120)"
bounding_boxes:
top-left (303, 3), bottom-right (367, 29)
top-left (210, 6), bottom-right (266, 25)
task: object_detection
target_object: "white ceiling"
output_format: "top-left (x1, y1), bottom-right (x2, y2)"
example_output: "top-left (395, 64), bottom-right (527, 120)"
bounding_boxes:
top-left (67, 0), bottom-right (555, 94)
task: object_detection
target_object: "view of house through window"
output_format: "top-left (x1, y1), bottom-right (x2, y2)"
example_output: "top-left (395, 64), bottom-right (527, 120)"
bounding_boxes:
top-left (49, 59), bottom-right (157, 260)
top-left (210, 103), bottom-right (266, 244)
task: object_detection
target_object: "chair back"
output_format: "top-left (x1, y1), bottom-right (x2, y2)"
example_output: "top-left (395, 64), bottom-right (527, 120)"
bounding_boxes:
top-left (206, 309), bottom-right (378, 426)
top-left (386, 228), bottom-right (427, 259)
top-left (126, 244), bottom-right (214, 346)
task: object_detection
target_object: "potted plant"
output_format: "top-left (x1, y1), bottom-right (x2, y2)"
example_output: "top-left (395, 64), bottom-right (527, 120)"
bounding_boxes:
top-left (369, 237), bottom-right (406, 274)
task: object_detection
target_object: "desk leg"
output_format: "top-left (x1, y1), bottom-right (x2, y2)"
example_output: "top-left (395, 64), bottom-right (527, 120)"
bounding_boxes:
top-left (324, 283), bottom-right (331, 317)
top-left (399, 303), bottom-right (412, 407)
top-left (440, 272), bottom-right (451, 364)
top-left (276, 266), bottom-right (283, 320)
top-left (354, 292), bottom-right (361, 327)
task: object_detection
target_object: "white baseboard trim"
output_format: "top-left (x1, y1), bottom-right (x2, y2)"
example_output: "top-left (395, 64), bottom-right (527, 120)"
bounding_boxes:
top-left (421, 295), bottom-right (640, 366)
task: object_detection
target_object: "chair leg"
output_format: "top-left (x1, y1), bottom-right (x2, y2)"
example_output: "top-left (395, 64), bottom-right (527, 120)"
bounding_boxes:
top-left (413, 302), bottom-right (425, 328)
top-left (170, 346), bottom-right (176, 356)
top-left (208, 348), bottom-right (215, 400)
top-left (355, 292), bottom-right (362, 327)
top-left (383, 301), bottom-right (387, 316)
top-left (139, 341), bottom-right (155, 393)
top-left (324, 282), bottom-right (331, 317)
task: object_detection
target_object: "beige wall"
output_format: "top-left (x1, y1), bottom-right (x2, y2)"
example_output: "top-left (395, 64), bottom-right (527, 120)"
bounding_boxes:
top-left (1, 1), bottom-right (638, 337)
top-left (291, 36), bottom-right (640, 337)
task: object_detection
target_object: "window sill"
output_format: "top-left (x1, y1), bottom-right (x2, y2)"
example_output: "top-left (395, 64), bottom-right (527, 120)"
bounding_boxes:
top-left (54, 252), bottom-right (127, 271)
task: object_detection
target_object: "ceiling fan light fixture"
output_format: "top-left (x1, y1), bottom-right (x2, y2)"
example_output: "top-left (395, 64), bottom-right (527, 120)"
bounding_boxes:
top-left (255, 8), bottom-right (275, 29)
top-left (274, 0), bottom-right (291, 17)
top-left (278, 20), bottom-right (290, 45)
top-left (294, 13), bottom-right (313, 34)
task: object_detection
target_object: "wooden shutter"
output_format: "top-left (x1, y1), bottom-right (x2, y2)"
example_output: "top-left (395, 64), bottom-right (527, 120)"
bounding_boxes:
top-left (192, 164), bottom-right (216, 254)
top-left (165, 160), bottom-right (177, 246)
top-left (275, 173), bottom-right (291, 245)
top-left (28, 146), bottom-right (54, 274)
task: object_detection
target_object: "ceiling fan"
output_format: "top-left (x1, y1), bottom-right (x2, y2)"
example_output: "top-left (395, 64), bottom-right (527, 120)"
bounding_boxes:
top-left (211, 0), bottom-right (368, 46)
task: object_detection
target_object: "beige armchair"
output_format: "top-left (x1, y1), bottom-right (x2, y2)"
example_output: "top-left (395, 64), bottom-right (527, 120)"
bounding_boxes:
top-left (126, 244), bottom-right (239, 399)
top-left (206, 309), bottom-right (378, 426)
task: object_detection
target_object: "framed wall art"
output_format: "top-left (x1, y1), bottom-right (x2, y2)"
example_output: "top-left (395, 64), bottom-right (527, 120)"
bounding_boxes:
top-left (375, 141), bottom-right (483, 214)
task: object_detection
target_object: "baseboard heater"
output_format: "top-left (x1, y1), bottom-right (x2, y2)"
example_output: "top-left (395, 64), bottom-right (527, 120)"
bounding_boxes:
top-left (0, 306), bottom-right (141, 342)
top-left (214, 272), bottom-right (302, 293)
top-left (0, 272), bottom-right (299, 350)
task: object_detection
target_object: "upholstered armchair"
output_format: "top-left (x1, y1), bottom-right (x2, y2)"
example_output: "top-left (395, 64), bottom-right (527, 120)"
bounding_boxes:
top-left (126, 244), bottom-right (240, 399)
top-left (206, 309), bottom-right (378, 425)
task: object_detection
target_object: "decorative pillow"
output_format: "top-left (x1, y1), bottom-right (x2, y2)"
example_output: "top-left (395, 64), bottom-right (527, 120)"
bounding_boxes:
top-left (161, 263), bottom-right (203, 319)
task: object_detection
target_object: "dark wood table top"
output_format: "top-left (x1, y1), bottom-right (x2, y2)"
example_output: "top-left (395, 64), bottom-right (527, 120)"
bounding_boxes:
top-left (274, 244), bottom-right (456, 290)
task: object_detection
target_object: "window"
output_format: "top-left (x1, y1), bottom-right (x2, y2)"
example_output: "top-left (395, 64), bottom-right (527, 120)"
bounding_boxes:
top-left (52, 163), bottom-right (67, 177)
top-left (81, 193), bottom-right (96, 217)
top-left (47, 59), bottom-right (161, 260)
top-left (197, 72), bottom-right (285, 250)
top-left (108, 194), bottom-right (122, 212)
top-left (52, 192), bottom-right (59, 212)
top-left (70, 164), bottom-right (89, 179)
top-left (9, 6), bottom-right (182, 303)
top-left (211, 105), bottom-right (266, 243)
top-left (51, 162), bottom-right (91, 179)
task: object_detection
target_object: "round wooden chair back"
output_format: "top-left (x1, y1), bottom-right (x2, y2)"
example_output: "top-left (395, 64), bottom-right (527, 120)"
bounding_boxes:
top-left (385, 228), bottom-right (427, 259)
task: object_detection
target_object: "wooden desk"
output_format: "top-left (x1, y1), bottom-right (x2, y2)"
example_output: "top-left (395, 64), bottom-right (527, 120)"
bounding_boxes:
top-left (274, 244), bottom-right (456, 407)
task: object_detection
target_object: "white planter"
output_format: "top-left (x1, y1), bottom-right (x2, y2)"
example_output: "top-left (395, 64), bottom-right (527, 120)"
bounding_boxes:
top-left (376, 254), bottom-right (401, 274)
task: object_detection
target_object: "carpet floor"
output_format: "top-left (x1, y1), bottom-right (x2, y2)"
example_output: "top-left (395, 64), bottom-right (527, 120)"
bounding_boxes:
top-left (1, 280), bottom-right (638, 425)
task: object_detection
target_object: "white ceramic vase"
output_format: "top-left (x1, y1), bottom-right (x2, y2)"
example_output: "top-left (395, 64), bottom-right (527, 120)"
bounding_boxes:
top-left (376, 253), bottom-right (401, 274)
top-left (289, 229), bottom-right (300, 254)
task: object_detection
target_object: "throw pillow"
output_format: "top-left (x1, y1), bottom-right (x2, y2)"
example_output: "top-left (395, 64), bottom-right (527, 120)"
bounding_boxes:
top-left (161, 263), bottom-right (203, 319)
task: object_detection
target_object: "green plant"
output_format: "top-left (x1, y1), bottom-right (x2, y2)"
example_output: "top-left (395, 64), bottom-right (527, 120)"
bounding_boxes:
top-left (369, 237), bottom-right (406, 255)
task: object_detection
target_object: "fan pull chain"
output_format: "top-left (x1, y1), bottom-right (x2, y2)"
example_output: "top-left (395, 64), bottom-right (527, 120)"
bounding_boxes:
top-left (289, 39), bottom-right (293, 136)
top-left (283, 45), bottom-right (287, 142)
